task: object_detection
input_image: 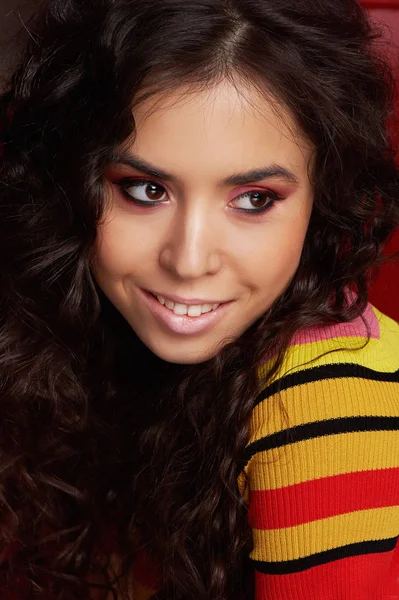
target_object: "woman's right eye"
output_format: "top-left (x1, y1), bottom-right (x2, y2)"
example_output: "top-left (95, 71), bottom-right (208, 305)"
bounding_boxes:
top-left (117, 179), bottom-right (169, 206)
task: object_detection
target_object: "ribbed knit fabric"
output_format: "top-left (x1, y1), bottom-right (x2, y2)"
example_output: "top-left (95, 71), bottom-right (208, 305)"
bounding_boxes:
top-left (239, 302), bottom-right (399, 599)
top-left (131, 301), bottom-right (399, 599)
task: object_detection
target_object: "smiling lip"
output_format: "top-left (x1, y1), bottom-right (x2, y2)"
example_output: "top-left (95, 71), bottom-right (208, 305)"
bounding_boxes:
top-left (140, 288), bottom-right (233, 335)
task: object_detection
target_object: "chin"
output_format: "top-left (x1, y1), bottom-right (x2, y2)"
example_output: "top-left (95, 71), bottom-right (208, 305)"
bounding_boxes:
top-left (144, 339), bottom-right (224, 365)
top-left (152, 348), bottom-right (217, 365)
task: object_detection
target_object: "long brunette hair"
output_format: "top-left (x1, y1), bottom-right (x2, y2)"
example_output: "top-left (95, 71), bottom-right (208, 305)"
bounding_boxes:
top-left (0, 0), bottom-right (398, 598)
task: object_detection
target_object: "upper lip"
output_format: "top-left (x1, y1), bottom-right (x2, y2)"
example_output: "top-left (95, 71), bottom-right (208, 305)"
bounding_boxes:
top-left (146, 289), bottom-right (229, 305)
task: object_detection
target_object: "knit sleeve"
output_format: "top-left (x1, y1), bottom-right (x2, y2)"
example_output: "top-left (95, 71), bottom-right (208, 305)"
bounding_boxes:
top-left (245, 372), bottom-right (399, 600)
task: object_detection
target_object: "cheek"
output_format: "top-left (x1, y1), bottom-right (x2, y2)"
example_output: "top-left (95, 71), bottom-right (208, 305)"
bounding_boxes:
top-left (94, 228), bottom-right (123, 277)
top-left (95, 211), bottom-right (157, 276)
top-left (94, 219), bottom-right (138, 280)
top-left (242, 219), bottom-right (309, 290)
top-left (96, 203), bottom-right (169, 274)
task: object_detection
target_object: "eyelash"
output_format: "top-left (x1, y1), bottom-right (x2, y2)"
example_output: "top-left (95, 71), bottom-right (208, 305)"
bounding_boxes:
top-left (115, 178), bottom-right (284, 216)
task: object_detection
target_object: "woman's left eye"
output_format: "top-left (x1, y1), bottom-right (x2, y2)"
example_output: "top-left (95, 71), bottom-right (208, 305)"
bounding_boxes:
top-left (230, 190), bottom-right (282, 214)
top-left (117, 179), bottom-right (168, 205)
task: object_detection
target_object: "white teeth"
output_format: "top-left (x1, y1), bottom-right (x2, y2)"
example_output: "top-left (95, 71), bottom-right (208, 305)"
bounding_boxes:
top-left (187, 305), bottom-right (202, 317)
top-left (201, 304), bottom-right (213, 313)
top-left (173, 303), bottom-right (188, 316)
top-left (154, 294), bottom-right (221, 317)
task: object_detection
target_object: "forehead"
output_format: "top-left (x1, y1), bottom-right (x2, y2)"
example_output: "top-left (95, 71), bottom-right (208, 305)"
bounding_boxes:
top-left (130, 80), bottom-right (313, 183)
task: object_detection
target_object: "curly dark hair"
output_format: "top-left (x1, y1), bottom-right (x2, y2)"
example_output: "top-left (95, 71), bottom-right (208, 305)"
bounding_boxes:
top-left (0, 0), bottom-right (398, 598)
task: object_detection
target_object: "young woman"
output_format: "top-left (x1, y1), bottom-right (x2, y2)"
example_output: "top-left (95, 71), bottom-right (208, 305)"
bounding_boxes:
top-left (1, 0), bottom-right (399, 598)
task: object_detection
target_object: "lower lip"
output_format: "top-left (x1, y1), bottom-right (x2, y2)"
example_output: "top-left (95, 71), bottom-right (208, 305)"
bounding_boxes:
top-left (140, 289), bottom-right (233, 336)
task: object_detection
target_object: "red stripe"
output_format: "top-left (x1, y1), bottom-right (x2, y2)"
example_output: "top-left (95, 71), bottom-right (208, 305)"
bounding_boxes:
top-left (255, 550), bottom-right (398, 600)
top-left (249, 467), bottom-right (399, 529)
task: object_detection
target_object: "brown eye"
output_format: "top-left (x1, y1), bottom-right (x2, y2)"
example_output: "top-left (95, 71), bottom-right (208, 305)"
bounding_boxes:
top-left (230, 190), bottom-right (280, 213)
top-left (118, 180), bottom-right (168, 205)
top-left (248, 193), bottom-right (269, 208)
top-left (144, 183), bottom-right (165, 200)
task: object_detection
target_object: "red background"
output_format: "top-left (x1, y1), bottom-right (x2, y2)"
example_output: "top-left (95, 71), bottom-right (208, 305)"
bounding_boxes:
top-left (361, 0), bottom-right (399, 321)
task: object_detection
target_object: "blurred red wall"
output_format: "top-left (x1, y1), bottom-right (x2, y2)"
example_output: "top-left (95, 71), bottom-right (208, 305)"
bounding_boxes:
top-left (361, 0), bottom-right (399, 321)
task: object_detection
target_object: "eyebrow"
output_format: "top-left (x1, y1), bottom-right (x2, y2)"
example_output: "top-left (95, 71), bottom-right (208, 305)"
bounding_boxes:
top-left (112, 151), bottom-right (300, 186)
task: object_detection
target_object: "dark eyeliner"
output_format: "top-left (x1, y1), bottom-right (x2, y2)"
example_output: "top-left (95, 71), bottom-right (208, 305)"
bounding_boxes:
top-left (232, 201), bottom-right (275, 215)
top-left (231, 190), bottom-right (284, 215)
top-left (115, 178), bottom-right (167, 206)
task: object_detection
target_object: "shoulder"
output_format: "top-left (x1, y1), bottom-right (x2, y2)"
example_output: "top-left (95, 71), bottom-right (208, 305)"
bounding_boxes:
top-left (239, 302), bottom-right (399, 492)
top-left (238, 304), bottom-right (399, 594)
top-left (257, 301), bottom-right (399, 390)
top-left (250, 302), bottom-right (399, 444)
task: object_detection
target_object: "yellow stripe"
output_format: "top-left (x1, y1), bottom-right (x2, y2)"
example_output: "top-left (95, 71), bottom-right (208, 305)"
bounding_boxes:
top-left (256, 311), bottom-right (399, 387)
top-left (251, 505), bottom-right (399, 562)
top-left (245, 430), bottom-right (399, 491)
top-left (249, 378), bottom-right (399, 443)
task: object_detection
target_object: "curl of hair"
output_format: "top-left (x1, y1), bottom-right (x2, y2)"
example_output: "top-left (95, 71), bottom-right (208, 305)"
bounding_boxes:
top-left (0, 0), bottom-right (398, 598)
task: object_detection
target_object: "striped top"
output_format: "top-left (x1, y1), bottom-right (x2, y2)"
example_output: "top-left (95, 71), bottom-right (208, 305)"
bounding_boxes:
top-left (131, 301), bottom-right (399, 599)
top-left (240, 301), bottom-right (399, 599)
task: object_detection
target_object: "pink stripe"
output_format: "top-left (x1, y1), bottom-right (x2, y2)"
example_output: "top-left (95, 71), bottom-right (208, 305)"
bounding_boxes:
top-left (291, 302), bottom-right (380, 346)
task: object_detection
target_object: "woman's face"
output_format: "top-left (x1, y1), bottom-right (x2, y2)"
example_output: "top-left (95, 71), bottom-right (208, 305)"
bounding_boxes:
top-left (93, 80), bottom-right (314, 364)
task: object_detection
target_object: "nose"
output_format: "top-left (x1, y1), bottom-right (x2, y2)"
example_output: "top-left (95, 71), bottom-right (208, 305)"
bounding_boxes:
top-left (159, 202), bottom-right (222, 280)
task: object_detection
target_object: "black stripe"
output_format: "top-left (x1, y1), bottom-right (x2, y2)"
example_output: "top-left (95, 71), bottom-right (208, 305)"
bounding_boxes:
top-left (255, 364), bottom-right (399, 408)
top-left (244, 416), bottom-right (399, 462)
top-left (252, 536), bottom-right (398, 575)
